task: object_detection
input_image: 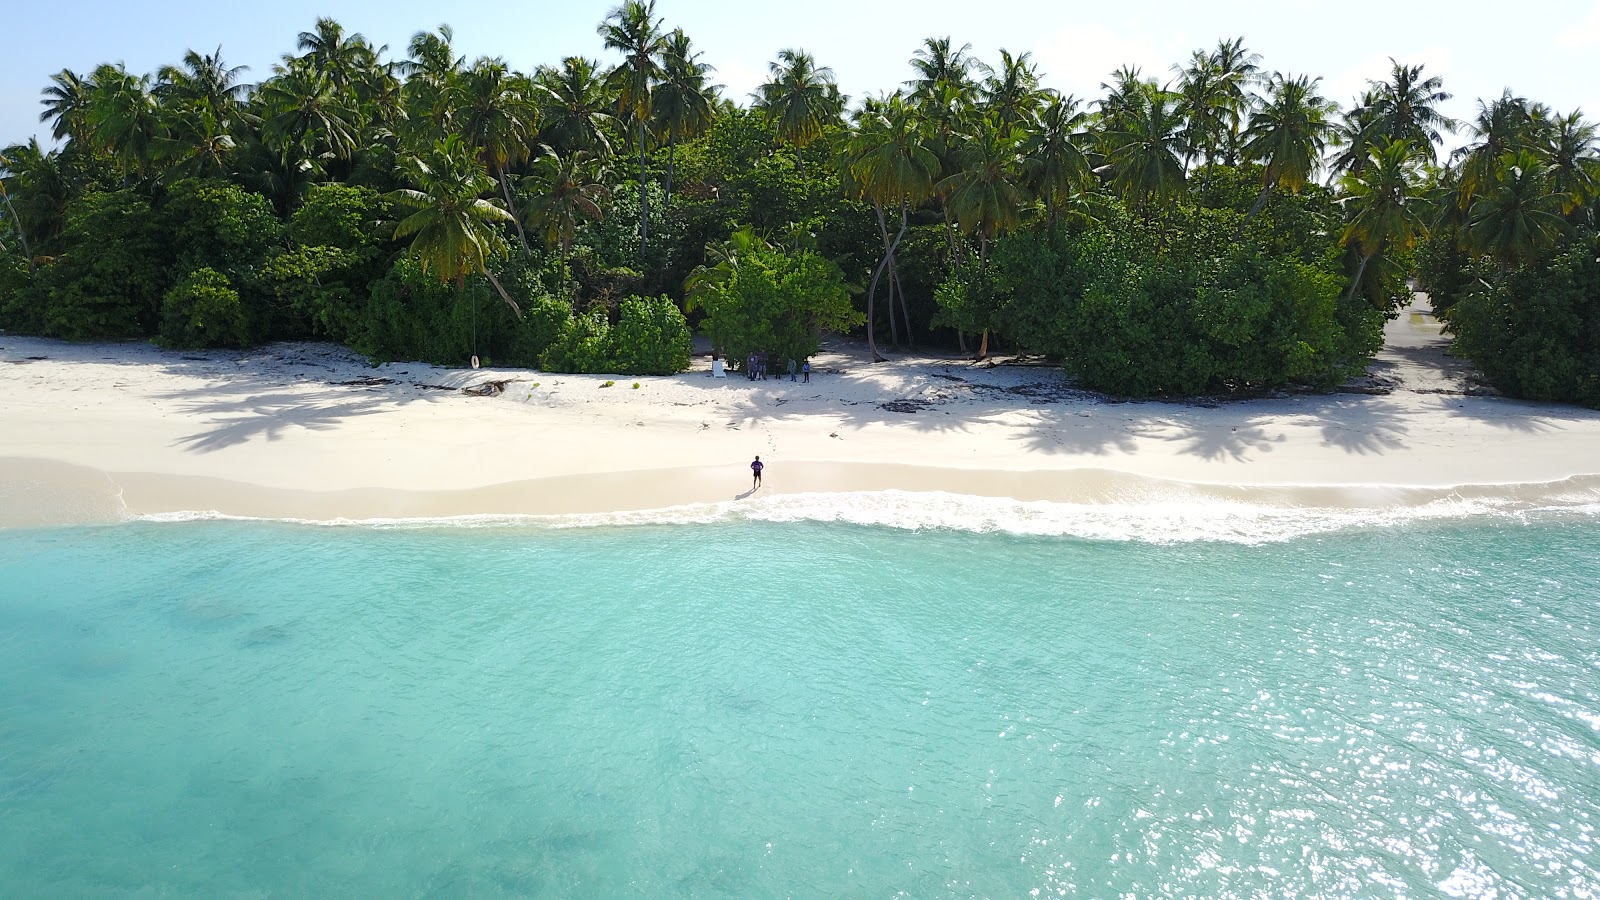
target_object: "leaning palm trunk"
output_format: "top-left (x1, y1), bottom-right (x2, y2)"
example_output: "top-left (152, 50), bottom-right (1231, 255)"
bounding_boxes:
top-left (497, 164), bottom-right (531, 254)
top-left (865, 201), bottom-right (912, 363)
top-left (1343, 251), bottom-right (1375, 306)
top-left (892, 260), bottom-right (914, 348)
top-left (484, 270), bottom-right (523, 317)
top-left (875, 206), bottom-right (900, 347)
top-left (0, 179), bottom-right (33, 273)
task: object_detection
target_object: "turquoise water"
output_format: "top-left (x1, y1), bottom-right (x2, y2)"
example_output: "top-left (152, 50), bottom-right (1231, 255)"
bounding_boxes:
top-left (1, 515), bottom-right (1598, 897)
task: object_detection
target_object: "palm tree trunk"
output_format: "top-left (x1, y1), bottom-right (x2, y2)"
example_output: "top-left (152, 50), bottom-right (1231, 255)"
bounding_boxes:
top-left (874, 205), bottom-right (900, 347)
top-left (637, 120), bottom-right (649, 260)
top-left (484, 270), bottom-right (523, 316)
top-left (497, 164), bottom-right (531, 254)
top-left (0, 180), bottom-right (34, 273)
top-left (665, 134), bottom-right (676, 210)
top-left (865, 202), bottom-right (890, 363)
top-left (891, 203), bottom-right (915, 348)
top-left (1343, 252), bottom-right (1373, 305)
top-left (1233, 183), bottom-right (1275, 239)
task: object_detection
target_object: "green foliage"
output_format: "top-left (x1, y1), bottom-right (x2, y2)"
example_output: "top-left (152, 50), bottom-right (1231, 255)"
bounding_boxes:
top-left (611, 295), bottom-right (692, 374)
top-left (359, 256), bottom-right (565, 367)
top-left (1446, 236), bottom-right (1600, 407)
top-left (38, 189), bottom-right (171, 340)
top-left (937, 208), bottom-right (1382, 396)
top-left (160, 179), bottom-right (280, 274)
top-left (688, 229), bottom-right (862, 369)
top-left (158, 267), bottom-right (252, 349)
top-left (539, 309), bottom-right (613, 373)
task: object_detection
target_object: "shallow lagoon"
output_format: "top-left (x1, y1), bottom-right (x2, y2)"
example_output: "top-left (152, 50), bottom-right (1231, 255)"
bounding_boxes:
top-left (1, 515), bottom-right (1597, 896)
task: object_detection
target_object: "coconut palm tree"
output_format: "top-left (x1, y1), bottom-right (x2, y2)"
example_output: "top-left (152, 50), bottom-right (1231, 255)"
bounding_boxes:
top-left (906, 37), bottom-right (978, 110)
top-left (535, 57), bottom-right (617, 159)
top-left (598, 0), bottom-right (665, 259)
top-left (87, 64), bottom-right (160, 176)
top-left (980, 50), bottom-right (1045, 126)
top-left (651, 29), bottom-right (717, 208)
top-left (754, 48), bottom-right (843, 175)
top-left (1338, 138), bottom-right (1426, 305)
top-left (295, 17), bottom-right (375, 97)
top-left (1466, 150), bottom-right (1567, 267)
top-left (1239, 73), bottom-right (1335, 221)
top-left (1538, 111), bottom-right (1600, 217)
top-left (1021, 93), bottom-right (1093, 225)
top-left (940, 115), bottom-right (1028, 358)
top-left (1367, 60), bottom-right (1457, 161)
top-left (1173, 50), bottom-right (1227, 172)
top-left (39, 69), bottom-right (95, 146)
top-left (520, 148), bottom-right (609, 279)
top-left (256, 64), bottom-right (360, 161)
top-left (847, 94), bottom-right (939, 359)
top-left (1454, 89), bottom-right (1547, 201)
top-left (400, 25), bottom-right (463, 136)
top-left (1210, 37), bottom-right (1261, 165)
top-left (155, 47), bottom-right (250, 121)
top-left (1102, 86), bottom-right (1188, 209)
top-left (389, 134), bottom-right (524, 361)
top-left (453, 58), bottom-right (538, 251)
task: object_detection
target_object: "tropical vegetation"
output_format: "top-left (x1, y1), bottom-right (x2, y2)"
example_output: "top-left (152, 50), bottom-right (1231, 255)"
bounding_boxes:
top-left (1, 9), bottom-right (1595, 401)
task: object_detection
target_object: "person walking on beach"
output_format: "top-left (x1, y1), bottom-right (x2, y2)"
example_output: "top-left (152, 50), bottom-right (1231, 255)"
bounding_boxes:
top-left (750, 455), bottom-right (764, 490)
top-left (787, 357), bottom-right (797, 381)
top-left (801, 360), bottom-right (811, 383)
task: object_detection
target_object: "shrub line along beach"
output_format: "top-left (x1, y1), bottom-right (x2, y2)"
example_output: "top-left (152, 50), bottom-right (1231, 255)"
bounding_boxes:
top-left (4, 306), bottom-right (1599, 528)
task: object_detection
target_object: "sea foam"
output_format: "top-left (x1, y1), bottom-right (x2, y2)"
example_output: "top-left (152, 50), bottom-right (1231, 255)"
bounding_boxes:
top-left (127, 478), bottom-right (1600, 544)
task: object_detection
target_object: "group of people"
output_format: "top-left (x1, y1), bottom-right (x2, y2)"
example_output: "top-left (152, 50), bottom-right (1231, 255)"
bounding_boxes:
top-left (744, 351), bottom-right (810, 383)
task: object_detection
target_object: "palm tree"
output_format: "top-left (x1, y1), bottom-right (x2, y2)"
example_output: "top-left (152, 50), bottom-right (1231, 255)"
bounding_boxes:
top-left (87, 64), bottom-right (160, 176)
top-left (0, 146), bottom-right (39, 271)
top-left (400, 25), bottom-right (463, 135)
top-left (651, 29), bottom-right (717, 209)
top-left (940, 116), bottom-right (1028, 358)
top-left (520, 148), bottom-right (609, 279)
top-left (1102, 86), bottom-right (1188, 209)
top-left (598, 0), bottom-right (666, 260)
top-left (535, 57), bottom-right (617, 159)
top-left (1454, 89), bottom-right (1546, 201)
top-left (1021, 93), bottom-right (1092, 225)
top-left (1239, 73), bottom-right (1334, 221)
top-left (1466, 150), bottom-right (1567, 267)
top-left (907, 37), bottom-right (978, 110)
top-left (847, 94), bottom-right (939, 359)
top-left (980, 50), bottom-right (1045, 126)
top-left (1338, 138), bottom-right (1426, 305)
top-left (295, 17), bottom-right (375, 97)
top-left (39, 69), bottom-right (94, 146)
top-left (453, 58), bottom-right (538, 251)
top-left (1173, 50), bottom-right (1227, 172)
top-left (1210, 37), bottom-right (1261, 165)
top-left (389, 134), bottom-right (523, 365)
top-left (153, 106), bottom-right (237, 181)
top-left (1368, 60), bottom-right (1457, 161)
top-left (256, 64), bottom-right (360, 161)
top-left (155, 47), bottom-right (250, 120)
top-left (1538, 111), bottom-right (1600, 217)
top-left (754, 48), bottom-right (843, 175)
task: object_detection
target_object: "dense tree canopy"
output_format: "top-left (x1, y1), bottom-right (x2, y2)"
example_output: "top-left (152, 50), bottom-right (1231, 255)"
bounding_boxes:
top-left (1, 18), bottom-right (1597, 400)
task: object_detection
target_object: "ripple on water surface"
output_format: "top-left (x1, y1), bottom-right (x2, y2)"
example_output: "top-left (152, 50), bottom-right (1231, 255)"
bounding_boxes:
top-left (0, 516), bottom-right (1596, 897)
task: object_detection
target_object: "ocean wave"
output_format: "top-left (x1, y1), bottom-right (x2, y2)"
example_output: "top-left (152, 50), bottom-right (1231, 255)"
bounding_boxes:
top-left (124, 482), bottom-right (1600, 544)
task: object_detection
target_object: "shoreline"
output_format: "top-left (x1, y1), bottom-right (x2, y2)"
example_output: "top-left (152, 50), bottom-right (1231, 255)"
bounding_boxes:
top-left (5, 303), bottom-right (1600, 531)
top-left (5, 456), bottom-right (1599, 532)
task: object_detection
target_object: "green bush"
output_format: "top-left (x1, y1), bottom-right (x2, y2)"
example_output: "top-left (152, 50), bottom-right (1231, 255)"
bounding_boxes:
top-left (611, 295), bottom-right (691, 375)
top-left (41, 189), bottom-right (172, 340)
top-left (357, 257), bottom-right (571, 367)
top-left (539, 309), bottom-right (613, 373)
top-left (158, 268), bottom-right (252, 349)
top-left (1447, 237), bottom-right (1600, 408)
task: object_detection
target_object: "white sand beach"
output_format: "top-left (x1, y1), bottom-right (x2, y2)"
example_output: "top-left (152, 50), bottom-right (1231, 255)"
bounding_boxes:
top-left (3, 300), bottom-right (1600, 528)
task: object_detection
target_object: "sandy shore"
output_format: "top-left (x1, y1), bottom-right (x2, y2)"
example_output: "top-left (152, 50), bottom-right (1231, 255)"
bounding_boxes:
top-left (4, 301), bottom-right (1600, 527)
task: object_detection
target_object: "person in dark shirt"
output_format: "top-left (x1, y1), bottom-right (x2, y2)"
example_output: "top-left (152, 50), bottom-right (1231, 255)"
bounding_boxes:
top-left (750, 455), bottom-right (764, 489)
